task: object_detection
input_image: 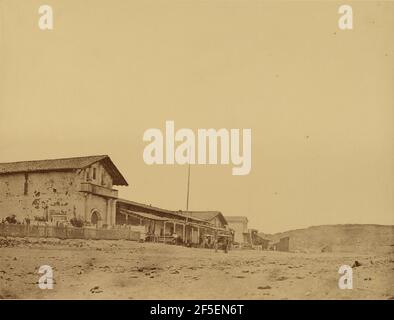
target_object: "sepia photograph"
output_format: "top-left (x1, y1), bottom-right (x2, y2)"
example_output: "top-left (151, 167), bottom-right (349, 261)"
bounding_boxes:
top-left (0, 0), bottom-right (393, 309)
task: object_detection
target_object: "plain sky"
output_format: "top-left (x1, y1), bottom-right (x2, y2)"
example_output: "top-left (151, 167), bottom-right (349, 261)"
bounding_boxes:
top-left (0, 0), bottom-right (393, 233)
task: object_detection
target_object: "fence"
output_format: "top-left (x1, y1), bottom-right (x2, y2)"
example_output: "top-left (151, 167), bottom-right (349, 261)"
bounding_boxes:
top-left (0, 223), bottom-right (140, 241)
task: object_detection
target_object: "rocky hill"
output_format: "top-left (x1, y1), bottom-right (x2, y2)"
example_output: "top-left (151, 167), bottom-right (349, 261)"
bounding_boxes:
top-left (259, 224), bottom-right (394, 253)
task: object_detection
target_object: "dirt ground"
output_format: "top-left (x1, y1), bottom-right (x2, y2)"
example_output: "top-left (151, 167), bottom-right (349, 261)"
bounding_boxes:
top-left (0, 237), bottom-right (393, 300)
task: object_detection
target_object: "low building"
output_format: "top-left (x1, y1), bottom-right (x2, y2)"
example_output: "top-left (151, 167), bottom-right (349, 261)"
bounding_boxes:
top-left (182, 211), bottom-right (232, 247)
top-left (260, 238), bottom-right (270, 250)
top-left (224, 216), bottom-right (250, 246)
top-left (0, 155), bottom-right (127, 226)
top-left (248, 229), bottom-right (270, 249)
top-left (271, 236), bottom-right (290, 252)
top-left (116, 200), bottom-right (231, 245)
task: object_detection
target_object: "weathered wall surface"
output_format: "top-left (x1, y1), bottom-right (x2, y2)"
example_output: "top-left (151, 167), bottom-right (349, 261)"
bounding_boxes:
top-left (80, 162), bottom-right (117, 226)
top-left (81, 162), bottom-right (113, 189)
top-left (84, 193), bottom-right (115, 226)
top-left (0, 162), bottom-right (117, 225)
top-left (0, 171), bottom-right (84, 222)
top-left (227, 221), bottom-right (247, 244)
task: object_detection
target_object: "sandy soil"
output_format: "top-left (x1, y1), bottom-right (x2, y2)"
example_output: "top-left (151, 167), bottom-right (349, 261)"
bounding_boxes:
top-left (0, 237), bottom-right (393, 300)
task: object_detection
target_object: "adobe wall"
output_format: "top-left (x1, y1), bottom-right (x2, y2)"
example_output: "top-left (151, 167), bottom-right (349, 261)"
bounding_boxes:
top-left (0, 171), bottom-right (84, 222)
top-left (0, 168), bottom-right (115, 226)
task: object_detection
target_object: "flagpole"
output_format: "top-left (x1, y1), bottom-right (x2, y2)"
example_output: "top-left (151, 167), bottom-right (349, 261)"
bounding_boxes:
top-left (186, 162), bottom-right (191, 211)
top-left (186, 146), bottom-right (191, 211)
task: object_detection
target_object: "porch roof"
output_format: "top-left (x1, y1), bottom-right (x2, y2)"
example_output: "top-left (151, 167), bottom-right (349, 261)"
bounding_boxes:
top-left (119, 209), bottom-right (169, 221)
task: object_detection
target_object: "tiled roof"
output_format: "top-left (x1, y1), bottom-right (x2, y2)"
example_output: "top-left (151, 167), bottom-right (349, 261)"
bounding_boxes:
top-left (0, 155), bottom-right (128, 186)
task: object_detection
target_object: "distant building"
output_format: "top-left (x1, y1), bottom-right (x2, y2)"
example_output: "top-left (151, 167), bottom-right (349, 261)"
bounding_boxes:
top-left (0, 155), bottom-right (128, 226)
top-left (225, 216), bottom-right (249, 245)
top-left (245, 228), bottom-right (270, 249)
top-left (271, 236), bottom-right (290, 252)
top-left (277, 236), bottom-right (290, 251)
top-left (260, 238), bottom-right (270, 250)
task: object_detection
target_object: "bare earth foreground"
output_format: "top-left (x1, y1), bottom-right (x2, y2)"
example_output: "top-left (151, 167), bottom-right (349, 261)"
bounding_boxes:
top-left (0, 237), bottom-right (393, 300)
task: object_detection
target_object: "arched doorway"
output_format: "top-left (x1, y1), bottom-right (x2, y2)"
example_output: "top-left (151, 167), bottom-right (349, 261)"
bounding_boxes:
top-left (91, 209), bottom-right (102, 226)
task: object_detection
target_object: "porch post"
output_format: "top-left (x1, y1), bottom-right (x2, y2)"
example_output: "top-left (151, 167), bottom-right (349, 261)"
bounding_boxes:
top-left (164, 221), bottom-right (166, 243)
top-left (106, 199), bottom-right (112, 226)
top-left (106, 199), bottom-right (111, 225)
top-left (108, 199), bottom-right (116, 226)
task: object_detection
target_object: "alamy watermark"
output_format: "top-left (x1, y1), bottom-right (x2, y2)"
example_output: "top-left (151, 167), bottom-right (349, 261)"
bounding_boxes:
top-left (38, 265), bottom-right (53, 290)
top-left (338, 5), bottom-right (353, 30)
top-left (38, 5), bottom-right (53, 30)
top-left (338, 265), bottom-right (353, 290)
top-left (143, 121), bottom-right (252, 176)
